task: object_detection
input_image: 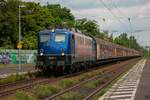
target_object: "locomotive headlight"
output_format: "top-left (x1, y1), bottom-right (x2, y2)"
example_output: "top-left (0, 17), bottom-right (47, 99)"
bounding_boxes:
top-left (61, 52), bottom-right (64, 56)
top-left (40, 49), bottom-right (43, 56)
top-left (61, 48), bottom-right (65, 56)
top-left (40, 53), bottom-right (43, 56)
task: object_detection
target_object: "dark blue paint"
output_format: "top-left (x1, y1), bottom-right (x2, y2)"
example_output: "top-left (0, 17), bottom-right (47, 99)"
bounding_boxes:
top-left (38, 29), bottom-right (71, 56)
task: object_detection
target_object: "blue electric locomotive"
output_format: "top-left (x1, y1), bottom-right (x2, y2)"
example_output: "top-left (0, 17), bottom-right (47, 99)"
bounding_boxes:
top-left (36, 29), bottom-right (96, 72)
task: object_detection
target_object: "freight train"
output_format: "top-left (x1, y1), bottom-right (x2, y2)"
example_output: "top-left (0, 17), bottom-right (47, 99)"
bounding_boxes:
top-left (36, 28), bottom-right (142, 72)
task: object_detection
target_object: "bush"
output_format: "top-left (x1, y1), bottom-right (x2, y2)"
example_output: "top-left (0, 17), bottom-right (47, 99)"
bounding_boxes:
top-left (47, 85), bottom-right (61, 94)
top-left (27, 72), bottom-right (34, 78)
top-left (0, 74), bottom-right (25, 84)
top-left (33, 85), bottom-right (51, 98)
top-left (0, 72), bottom-right (37, 85)
top-left (12, 91), bottom-right (35, 100)
top-left (84, 80), bottom-right (100, 89)
top-left (71, 70), bottom-right (103, 82)
top-left (57, 92), bottom-right (81, 100)
top-left (33, 84), bottom-right (61, 98)
top-left (58, 79), bottom-right (75, 88)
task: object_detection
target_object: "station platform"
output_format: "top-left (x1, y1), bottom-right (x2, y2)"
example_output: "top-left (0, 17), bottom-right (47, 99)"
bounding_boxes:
top-left (0, 64), bottom-right (36, 78)
top-left (135, 59), bottom-right (150, 100)
top-left (99, 59), bottom-right (149, 100)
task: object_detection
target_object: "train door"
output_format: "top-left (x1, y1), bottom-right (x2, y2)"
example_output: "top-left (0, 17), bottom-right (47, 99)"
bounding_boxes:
top-left (92, 39), bottom-right (97, 61)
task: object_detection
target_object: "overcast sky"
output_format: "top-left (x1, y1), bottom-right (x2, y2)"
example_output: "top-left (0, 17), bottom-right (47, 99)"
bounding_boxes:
top-left (24, 0), bottom-right (150, 47)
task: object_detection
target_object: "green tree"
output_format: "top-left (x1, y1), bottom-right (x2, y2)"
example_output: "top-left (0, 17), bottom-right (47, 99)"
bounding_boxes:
top-left (108, 33), bottom-right (113, 42)
top-left (114, 33), bottom-right (145, 52)
top-left (75, 18), bottom-right (105, 38)
top-left (0, 0), bottom-right (143, 52)
top-left (46, 4), bottom-right (75, 28)
top-left (0, 0), bottom-right (19, 48)
top-left (114, 33), bottom-right (129, 47)
top-left (0, 1), bottom-right (75, 49)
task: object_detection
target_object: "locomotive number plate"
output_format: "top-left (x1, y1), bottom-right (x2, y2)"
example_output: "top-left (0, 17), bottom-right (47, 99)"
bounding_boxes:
top-left (49, 57), bottom-right (55, 60)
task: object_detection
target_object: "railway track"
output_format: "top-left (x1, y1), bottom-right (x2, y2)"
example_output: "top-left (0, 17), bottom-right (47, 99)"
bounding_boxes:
top-left (0, 77), bottom-right (43, 90)
top-left (0, 59), bottom-right (118, 98)
top-left (0, 58), bottom-right (140, 99)
top-left (0, 77), bottom-right (57, 98)
top-left (0, 65), bottom-right (104, 98)
top-left (100, 59), bottom-right (146, 100)
top-left (44, 59), bottom-right (140, 100)
top-left (83, 59), bottom-right (142, 100)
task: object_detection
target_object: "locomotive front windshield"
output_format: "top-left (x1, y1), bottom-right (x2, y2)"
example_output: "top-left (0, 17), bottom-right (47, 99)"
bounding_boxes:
top-left (40, 34), bottom-right (50, 42)
top-left (55, 34), bottom-right (66, 42)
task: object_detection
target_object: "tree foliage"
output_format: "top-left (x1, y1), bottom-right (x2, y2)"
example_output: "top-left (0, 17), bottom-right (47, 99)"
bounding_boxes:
top-left (114, 33), bottom-right (145, 52)
top-left (75, 18), bottom-right (107, 39)
top-left (0, 0), bottom-right (75, 49)
top-left (0, 0), bottom-right (19, 48)
top-left (0, 0), bottom-right (143, 52)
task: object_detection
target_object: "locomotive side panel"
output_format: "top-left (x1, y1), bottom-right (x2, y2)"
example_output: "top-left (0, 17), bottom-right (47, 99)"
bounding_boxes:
top-left (73, 32), bottom-right (95, 63)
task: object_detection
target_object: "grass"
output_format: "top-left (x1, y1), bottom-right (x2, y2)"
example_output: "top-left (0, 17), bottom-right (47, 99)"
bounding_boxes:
top-left (33, 84), bottom-right (61, 98)
top-left (92, 60), bottom-right (140, 100)
top-left (46, 85), bottom-right (62, 94)
top-left (56, 92), bottom-right (82, 100)
top-left (12, 59), bottom-right (141, 100)
top-left (143, 56), bottom-right (150, 59)
top-left (11, 91), bottom-right (35, 100)
top-left (91, 75), bottom-right (124, 100)
top-left (32, 79), bottom-right (76, 98)
top-left (28, 68), bottom-right (103, 98)
top-left (84, 80), bottom-right (101, 89)
top-left (71, 71), bottom-right (103, 83)
top-left (58, 78), bottom-right (75, 88)
top-left (0, 72), bottom-right (37, 85)
top-left (11, 64), bottom-right (104, 99)
top-left (0, 74), bottom-right (27, 84)
top-left (31, 72), bottom-right (102, 98)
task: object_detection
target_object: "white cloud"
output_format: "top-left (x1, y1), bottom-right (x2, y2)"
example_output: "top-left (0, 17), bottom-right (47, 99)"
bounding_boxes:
top-left (71, 2), bottom-right (150, 46)
top-left (71, 3), bottom-right (150, 29)
top-left (21, 0), bottom-right (150, 46)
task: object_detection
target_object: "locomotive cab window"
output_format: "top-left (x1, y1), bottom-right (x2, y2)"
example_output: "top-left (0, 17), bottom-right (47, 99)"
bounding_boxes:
top-left (40, 34), bottom-right (50, 42)
top-left (55, 33), bottom-right (66, 42)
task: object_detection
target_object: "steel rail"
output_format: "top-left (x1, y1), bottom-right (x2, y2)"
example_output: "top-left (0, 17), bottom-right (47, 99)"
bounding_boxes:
top-left (45, 59), bottom-right (139, 100)
top-left (83, 60), bottom-right (138, 100)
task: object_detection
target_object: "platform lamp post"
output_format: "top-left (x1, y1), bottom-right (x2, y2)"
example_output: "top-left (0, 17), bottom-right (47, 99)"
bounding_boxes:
top-left (128, 18), bottom-right (133, 48)
top-left (102, 18), bottom-right (106, 38)
top-left (102, 18), bottom-right (106, 32)
top-left (18, 4), bottom-right (25, 71)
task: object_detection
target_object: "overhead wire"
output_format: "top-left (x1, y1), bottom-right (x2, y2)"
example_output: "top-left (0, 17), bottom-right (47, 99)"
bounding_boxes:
top-left (99, 0), bottom-right (129, 30)
top-left (110, 0), bottom-right (135, 37)
top-left (105, 0), bottom-right (149, 46)
top-left (110, 0), bottom-right (128, 20)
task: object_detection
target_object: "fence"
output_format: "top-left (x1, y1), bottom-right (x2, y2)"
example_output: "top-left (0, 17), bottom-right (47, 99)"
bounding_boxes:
top-left (0, 49), bottom-right (37, 64)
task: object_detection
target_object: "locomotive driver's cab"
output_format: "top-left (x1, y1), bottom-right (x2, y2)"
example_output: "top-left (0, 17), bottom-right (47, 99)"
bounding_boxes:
top-left (37, 29), bottom-right (71, 70)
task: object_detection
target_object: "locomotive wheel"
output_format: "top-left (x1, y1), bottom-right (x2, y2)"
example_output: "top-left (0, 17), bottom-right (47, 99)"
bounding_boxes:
top-left (73, 64), bottom-right (79, 72)
top-left (65, 65), bottom-right (74, 74)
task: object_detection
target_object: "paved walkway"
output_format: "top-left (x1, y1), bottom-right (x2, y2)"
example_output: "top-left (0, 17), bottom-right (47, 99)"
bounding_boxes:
top-left (134, 59), bottom-right (150, 100)
top-left (99, 59), bottom-right (146, 100)
top-left (0, 64), bottom-right (36, 78)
